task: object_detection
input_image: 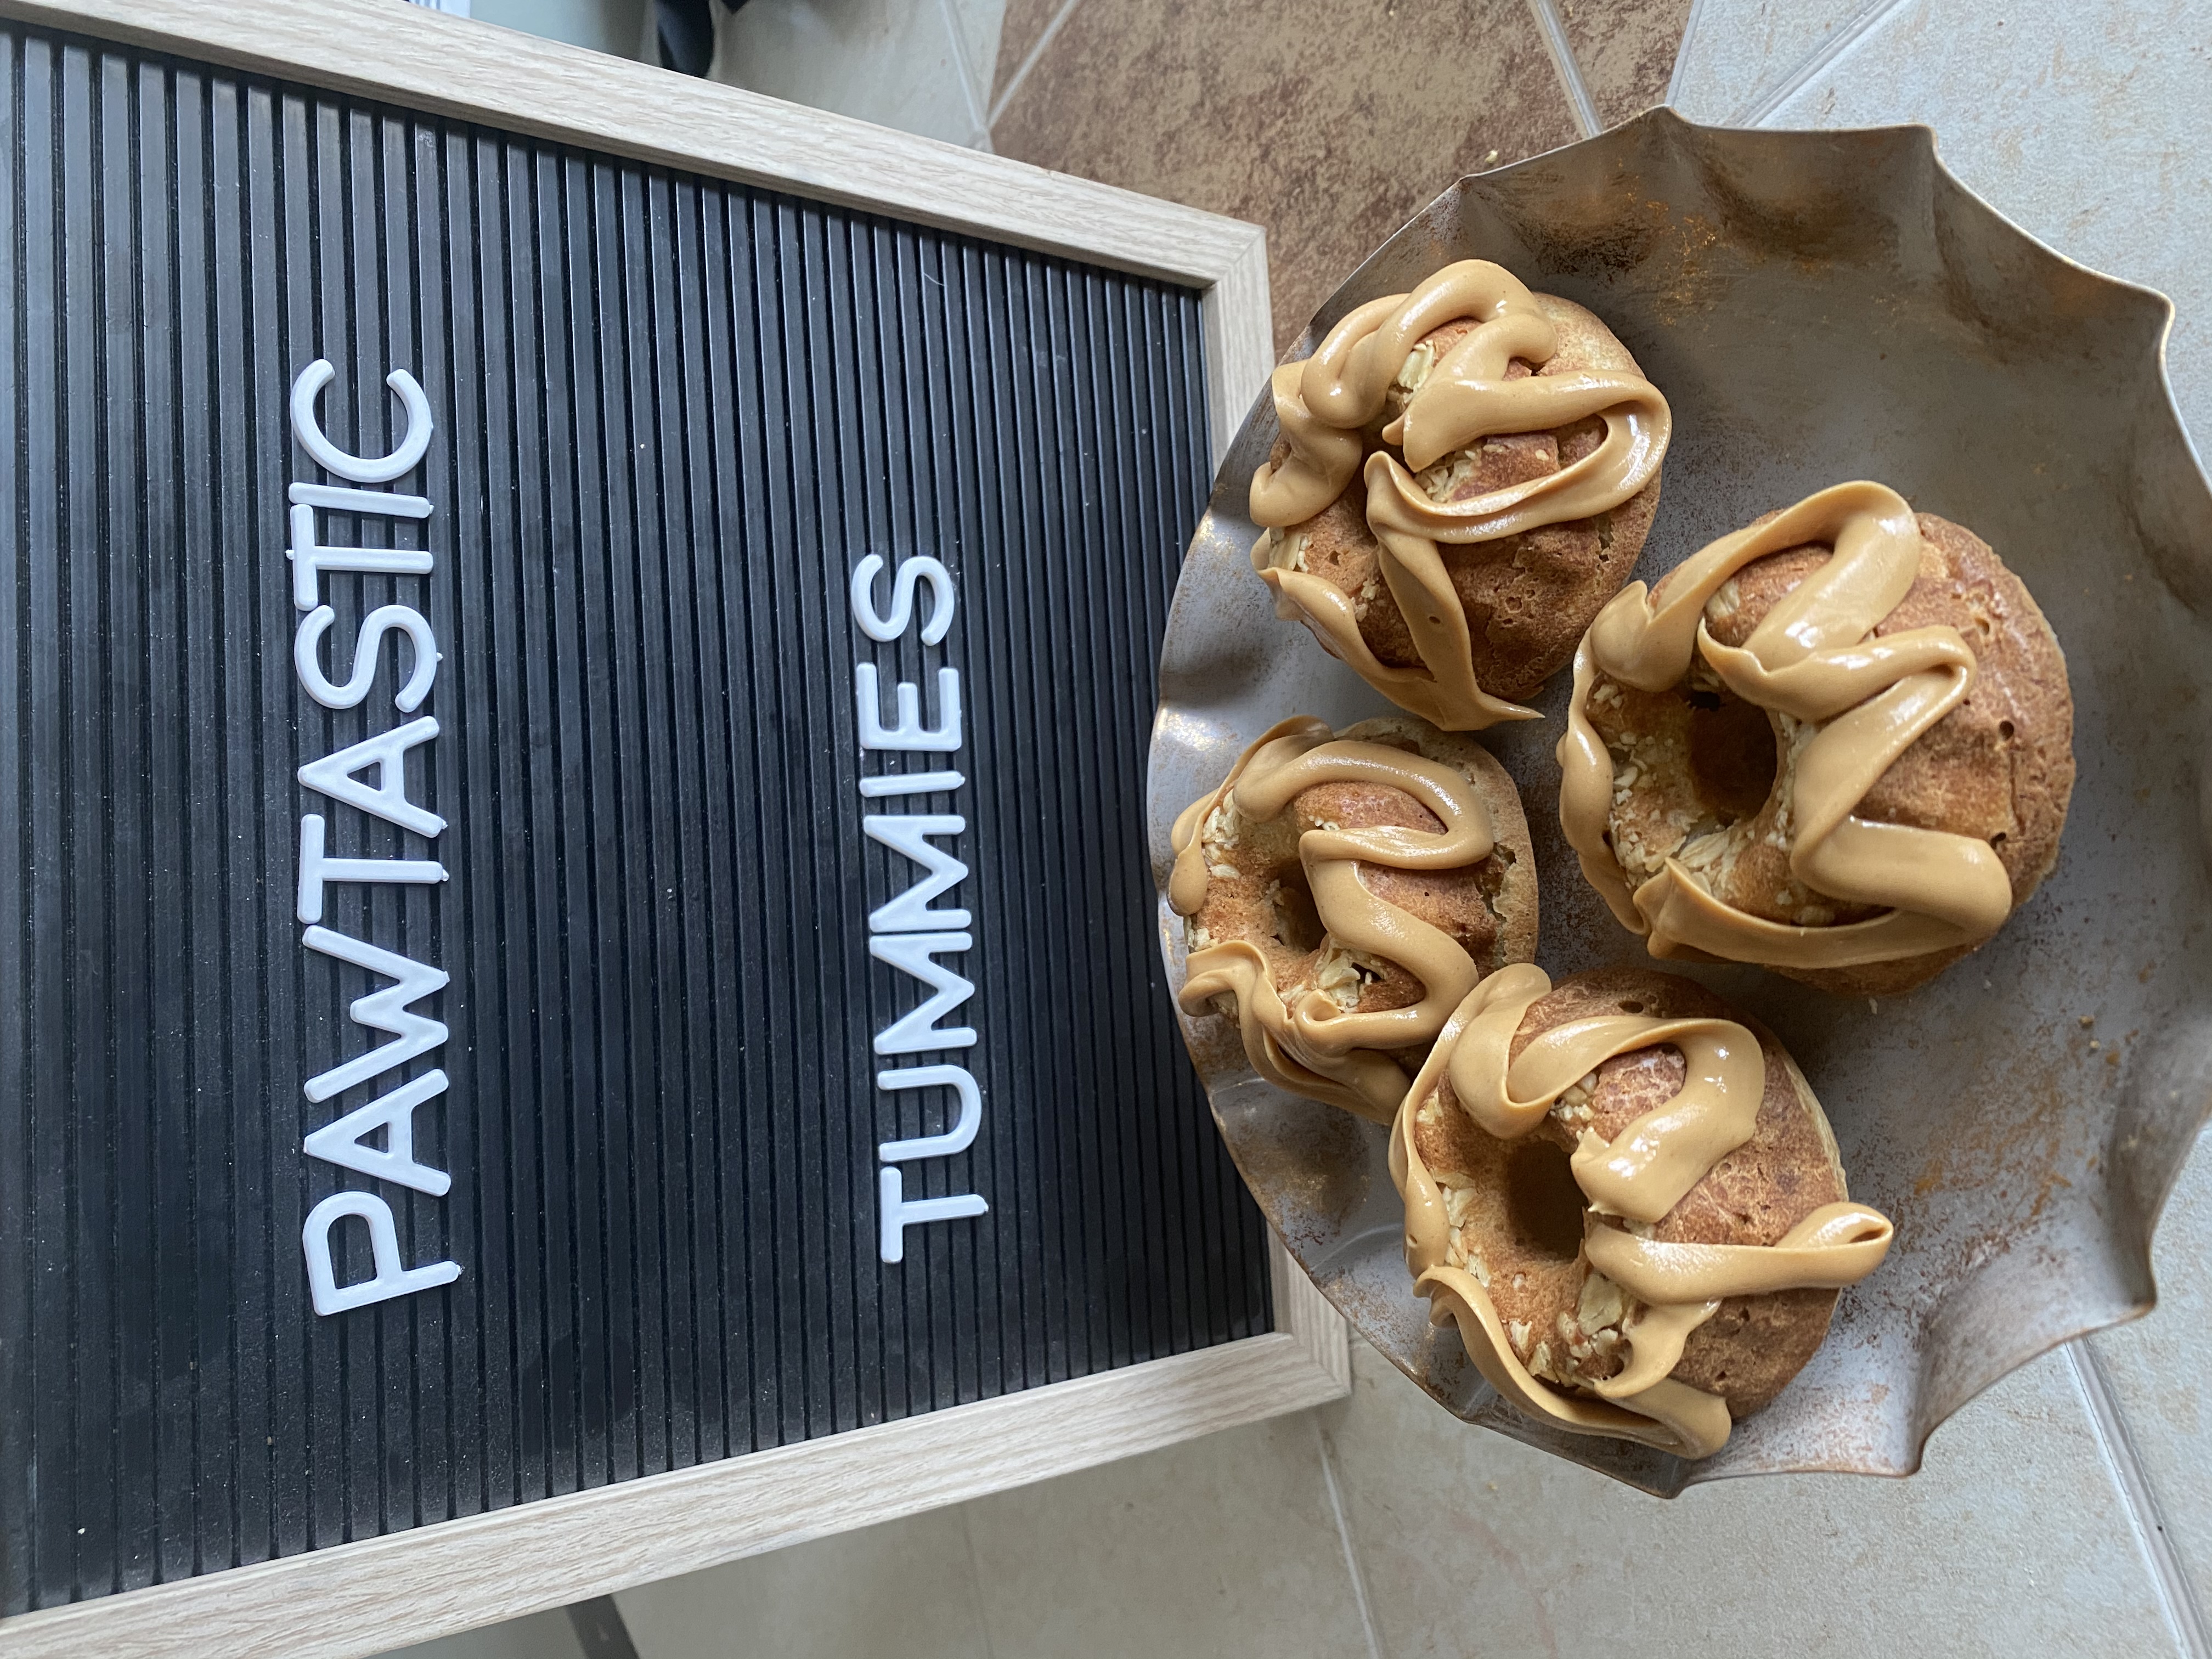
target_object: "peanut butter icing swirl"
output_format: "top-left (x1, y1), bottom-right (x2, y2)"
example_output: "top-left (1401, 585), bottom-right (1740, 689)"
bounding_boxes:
top-left (1249, 261), bottom-right (1672, 731)
top-left (1170, 717), bottom-right (1498, 1121)
top-left (1392, 964), bottom-right (1893, 1458)
top-left (1559, 481), bottom-right (2017, 969)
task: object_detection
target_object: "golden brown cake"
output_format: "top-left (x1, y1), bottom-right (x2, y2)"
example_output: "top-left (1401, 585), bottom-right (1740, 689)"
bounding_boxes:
top-left (1559, 481), bottom-right (2074, 996)
top-left (1249, 259), bottom-right (1671, 730)
top-left (1394, 965), bottom-right (1893, 1459)
top-left (1169, 715), bottom-right (1536, 1121)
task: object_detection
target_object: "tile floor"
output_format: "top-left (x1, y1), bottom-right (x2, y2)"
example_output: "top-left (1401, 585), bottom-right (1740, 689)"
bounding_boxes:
top-left (988, 0), bottom-right (1587, 353)
top-left (396, 0), bottom-right (2212, 1652)
top-left (707, 0), bottom-right (1002, 148)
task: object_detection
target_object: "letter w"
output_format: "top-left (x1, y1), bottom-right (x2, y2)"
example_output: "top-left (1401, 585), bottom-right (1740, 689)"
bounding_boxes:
top-left (870, 931), bottom-right (977, 1054)
top-left (302, 923), bottom-right (449, 1102)
top-left (864, 814), bottom-right (970, 932)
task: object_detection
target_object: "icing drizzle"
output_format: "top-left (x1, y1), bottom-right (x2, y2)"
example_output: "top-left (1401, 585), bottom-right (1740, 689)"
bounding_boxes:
top-left (1248, 260), bottom-right (1672, 731)
top-left (1392, 963), bottom-right (1894, 1458)
top-left (1170, 716), bottom-right (1499, 1121)
top-left (1558, 480), bottom-right (2016, 969)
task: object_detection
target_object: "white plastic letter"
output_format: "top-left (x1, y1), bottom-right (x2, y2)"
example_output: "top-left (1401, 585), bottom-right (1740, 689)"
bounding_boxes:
top-left (294, 604), bottom-right (440, 712)
top-left (855, 664), bottom-right (962, 752)
top-left (289, 502), bottom-right (435, 611)
top-left (303, 1068), bottom-right (454, 1195)
top-left (290, 358), bottom-right (435, 484)
top-left (877, 1166), bottom-right (987, 1263)
top-left (302, 1189), bottom-right (461, 1315)
top-left (301, 924), bottom-right (450, 1103)
top-left (296, 815), bottom-right (447, 924)
top-left (298, 715), bottom-right (445, 838)
top-left (858, 770), bottom-right (963, 798)
top-left (869, 931), bottom-right (977, 1053)
top-left (850, 554), bottom-right (955, 645)
top-left (864, 814), bottom-right (970, 932)
top-left (876, 1065), bottom-right (984, 1161)
top-left (288, 481), bottom-right (432, 520)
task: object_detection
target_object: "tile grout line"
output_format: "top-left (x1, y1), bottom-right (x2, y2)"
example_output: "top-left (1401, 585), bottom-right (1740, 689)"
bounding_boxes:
top-left (986, 0), bottom-right (1086, 132)
top-left (1524, 0), bottom-right (1601, 139)
top-left (957, 1506), bottom-right (1006, 1659)
top-left (1738, 0), bottom-right (1914, 127)
top-left (1314, 1415), bottom-right (1386, 1659)
top-left (1661, 0), bottom-right (1711, 107)
top-left (2068, 1339), bottom-right (2212, 1659)
top-left (932, 0), bottom-right (996, 151)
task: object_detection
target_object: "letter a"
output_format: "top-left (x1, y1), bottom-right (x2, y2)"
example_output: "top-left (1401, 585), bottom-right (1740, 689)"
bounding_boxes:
top-left (298, 715), bottom-right (444, 838)
top-left (303, 1068), bottom-right (454, 1195)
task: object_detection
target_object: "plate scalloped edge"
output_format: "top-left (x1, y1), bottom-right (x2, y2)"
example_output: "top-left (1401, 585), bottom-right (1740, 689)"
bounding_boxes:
top-left (1147, 109), bottom-right (2212, 1496)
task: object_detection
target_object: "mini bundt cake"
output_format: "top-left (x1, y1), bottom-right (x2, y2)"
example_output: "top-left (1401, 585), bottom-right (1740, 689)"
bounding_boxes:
top-left (1249, 259), bottom-right (1671, 730)
top-left (1169, 714), bottom-right (1536, 1121)
top-left (1394, 964), bottom-right (1893, 1459)
top-left (1558, 479), bottom-right (2074, 995)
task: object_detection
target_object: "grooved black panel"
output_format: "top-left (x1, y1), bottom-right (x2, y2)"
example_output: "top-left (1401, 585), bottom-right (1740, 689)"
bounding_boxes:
top-left (0, 21), bottom-right (1267, 1612)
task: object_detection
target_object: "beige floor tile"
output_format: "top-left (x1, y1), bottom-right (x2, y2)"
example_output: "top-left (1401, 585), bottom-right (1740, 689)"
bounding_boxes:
top-left (470, 0), bottom-right (648, 58)
top-left (1756, 0), bottom-right (2212, 442)
top-left (1557, 0), bottom-right (1694, 128)
top-left (710, 0), bottom-right (990, 147)
top-left (1669, 0), bottom-right (1893, 125)
top-left (2087, 1132), bottom-right (2212, 1616)
top-left (988, 0), bottom-right (1580, 354)
top-left (613, 1506), bottom-right (992, 1658)
top-left (1322, 1340), bottom-right (2179, 1658)
top-left (940, 0), bottom-right (1008, 128)
top-left (961, 1410), bottom-right (1374, 1659)
top-left (377, 1607), bottom-right (587, 1659)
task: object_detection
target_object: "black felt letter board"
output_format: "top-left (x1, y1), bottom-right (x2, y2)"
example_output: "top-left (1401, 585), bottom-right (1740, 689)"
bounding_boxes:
top-left (0, 19), bottom-right (1269, 1613)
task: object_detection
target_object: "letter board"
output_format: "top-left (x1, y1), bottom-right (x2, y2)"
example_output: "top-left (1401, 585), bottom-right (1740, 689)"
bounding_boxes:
top-left (0, 14), bottom-right (1276, 1618)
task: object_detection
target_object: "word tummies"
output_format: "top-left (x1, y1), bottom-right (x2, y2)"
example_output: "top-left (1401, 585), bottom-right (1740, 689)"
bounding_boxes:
top-left (851, 554), bottom-right (990, 1263)
top-left (287, 360), bottom-right (463, 1316)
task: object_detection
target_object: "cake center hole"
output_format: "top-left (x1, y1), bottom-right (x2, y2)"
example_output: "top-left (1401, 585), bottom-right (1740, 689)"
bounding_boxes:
top-left (1505, 1139), bottom-right (1587, 1263)
top-left (1686, 685), bottom-right (1780, 822)
top-left (1270, 865), bottom-right (1326, 953)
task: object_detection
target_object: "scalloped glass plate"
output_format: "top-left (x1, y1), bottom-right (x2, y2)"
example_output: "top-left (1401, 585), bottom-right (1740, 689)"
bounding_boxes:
top-left (1147, 109), bottom-right (2212, 1495)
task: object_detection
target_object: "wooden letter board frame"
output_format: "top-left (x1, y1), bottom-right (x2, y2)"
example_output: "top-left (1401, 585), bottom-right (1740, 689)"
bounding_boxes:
top-left (0, 2), bottom-right (1348, 1655)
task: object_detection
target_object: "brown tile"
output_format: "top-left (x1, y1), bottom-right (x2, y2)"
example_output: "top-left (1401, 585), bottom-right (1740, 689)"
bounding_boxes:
top-left (1558, 0), bottom-right (1692, 128)
top-left (991, 0), bottom-right (1581, 353)
top-left (990, 0), bottom-right (1066, 109)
